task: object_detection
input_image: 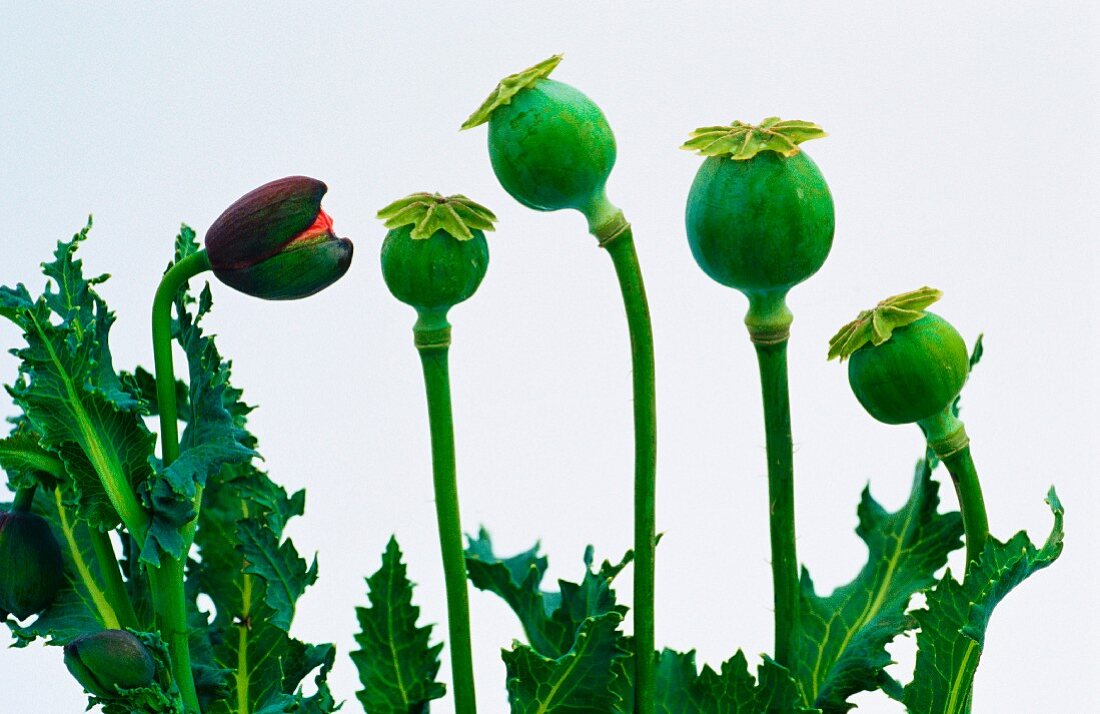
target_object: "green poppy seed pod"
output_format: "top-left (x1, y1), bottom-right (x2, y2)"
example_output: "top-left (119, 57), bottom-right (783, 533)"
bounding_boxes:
top-left (462, 55), bottom-right (616, 216)
top-left (0, 509), bottom-right (63, 619)
top-left (684, 119), bottom-right (834, 297)
top-left (829, 288), bottom-right (970, 428)
top-left (381, 225), bottom-right (489, 312)
top-left (64, 630), bottom-right (157, 697)
top-left (848, 313), bottom-right (969, 425)
top-left (377, 193), bottom-right (496, 327)
top-left (205, 176), bottom-right (353, 300)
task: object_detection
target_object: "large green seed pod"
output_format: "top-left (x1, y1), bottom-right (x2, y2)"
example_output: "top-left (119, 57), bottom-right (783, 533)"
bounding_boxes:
top-left (64, 630), bottom-right (157, 697)
top-left (377, 193), bottom-right (495, 317)
top-left (461, 55), bottom-right (616, 216)
top-left (830, 288), bottom-right (970, 426)
top-left (0, 508), bottom-right (63, 619)
top-left (683, 119), bottom-right (834, 338)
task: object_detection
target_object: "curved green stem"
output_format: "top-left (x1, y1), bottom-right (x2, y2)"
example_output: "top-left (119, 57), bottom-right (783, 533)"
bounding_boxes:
top-left (920, 412), bottom-right (990, 571)
top-left (940, 447), bottom-right (989, 568)
top-left (88, 527), bottom-right (140, 629)
top-left (753, 340), bottom-right (798, 669)
top-left (602, 227), bottom-right (658, 713)
top-left (415, 316), bottom-right (477, 714)
top-left (152, 250), bottom-right (211, 465)
top-left (150, 248), bottom-right (211, 714)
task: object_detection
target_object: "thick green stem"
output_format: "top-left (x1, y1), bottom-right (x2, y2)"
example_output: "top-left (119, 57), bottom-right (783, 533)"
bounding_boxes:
top-left (920, 413), bottom-right (990, 570)
top-left (941, 447), bottom-right (990, 568)
top-left (88, 528), bottom-right (140, 629)
top-left (12, 485), bottom-right (36, 512)
top-left (603, 228), bottom-right (658, 713)
top-left (415, 317), bottom-right (477, 714)
top-left (753, 340), bottom-right (798, 669)
top-left (150, 248), bottom-right (211, 714)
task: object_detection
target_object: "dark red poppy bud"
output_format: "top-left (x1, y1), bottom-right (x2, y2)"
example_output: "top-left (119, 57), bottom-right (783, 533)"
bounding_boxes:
top-left (0, 509), bottom-right (63, 619)
top-left (205, 176), bottom-right (354, 300)
top-left (64, 630), bottom-right (157, 697)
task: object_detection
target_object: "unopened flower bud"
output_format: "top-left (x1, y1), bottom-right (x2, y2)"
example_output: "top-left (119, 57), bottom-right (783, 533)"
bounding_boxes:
top-left (205, 176), bottom-right (353, 300)
top-left (0, 509), bottom-right (63, 619)
top-left (63, 630), bottom-right (156, 697)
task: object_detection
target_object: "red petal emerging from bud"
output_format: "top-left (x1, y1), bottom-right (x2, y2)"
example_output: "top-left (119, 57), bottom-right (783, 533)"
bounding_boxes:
top-left (207, 178), bottom-right (354, 300)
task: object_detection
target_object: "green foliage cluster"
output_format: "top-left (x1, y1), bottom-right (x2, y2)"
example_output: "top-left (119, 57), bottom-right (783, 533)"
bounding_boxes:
top-left (1, 224), bottom-right (337, 713)
top-left (0, 54), bottom-right (1067, 714)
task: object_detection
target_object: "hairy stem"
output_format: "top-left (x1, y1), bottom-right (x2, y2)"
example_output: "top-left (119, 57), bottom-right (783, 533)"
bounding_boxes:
top-left (754, 341), bottom-right (798, 669)
top-left (941, 446), bottom-right (990, 568)
top-left (603, 228), bottom-right (658, 713)
top-left (150, 248), bottom-right (211, 713)
top-left (415, 316), bottom-right (477, 714)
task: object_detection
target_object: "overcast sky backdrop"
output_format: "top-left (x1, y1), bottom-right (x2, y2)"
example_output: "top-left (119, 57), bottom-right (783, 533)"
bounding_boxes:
top-left (1, 2), bottom-right (1097, 712)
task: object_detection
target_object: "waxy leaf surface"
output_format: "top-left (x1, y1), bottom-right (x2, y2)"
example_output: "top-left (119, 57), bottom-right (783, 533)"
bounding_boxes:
top-left (613, 648), bottom-right (819, 714)
top-left (504, 611), bottom-right (628, 713)
top-left (793, 459), bottom-right (963, 712)
top-left (351, 536), bottom-right (446, 713)
top-left (466, 529), bottom-right (631, 660)
top-left (902, 489), bottom-right (1063, 714)
top-left (1, 221), bottom-right (156, 536)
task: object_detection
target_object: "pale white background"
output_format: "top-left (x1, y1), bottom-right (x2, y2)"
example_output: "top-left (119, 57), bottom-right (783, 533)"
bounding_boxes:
top-left (1, 2), bottom-right (1096, 712)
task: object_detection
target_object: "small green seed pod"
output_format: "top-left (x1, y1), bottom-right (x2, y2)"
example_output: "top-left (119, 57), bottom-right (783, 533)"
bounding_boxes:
top-left (0, 508), bottom-right (63, 620)
top-left (461, 55), bottom-right (616, 217)
top-left (377, 193), bottom-right (496, 332)
top-left (683, 118), bottom-right (834, 340)
top-left (849, 313), bottom-right (969, 425)
top-left (64, 630), bottom-right (157, 697)
top-left (831, 288), bottom-right (990, 566)
top-left (829, 287), bottom-right (969, 428)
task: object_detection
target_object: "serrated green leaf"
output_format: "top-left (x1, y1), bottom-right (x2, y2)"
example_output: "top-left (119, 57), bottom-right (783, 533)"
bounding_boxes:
top-left (119, 366), bottom-right (189, 420)
top-left (612, 647), bottom-right (818, 713)
top-left (237, 518), bottom-right (317, 632)
top-left (466, 529), bottom-right (631, 659)
top-left (902, 489), bottom-right (1063, 714)
top-left (1, 222), bottom-right (155, 537)
top-left (504, 611), bottom-right (629, 713)
top-left (793, 458), bottom-right (964, 712)
top-left (0, 429), bottom-right (64, 490)
top-left (351, 536), bottom-right (445, 713)
top-left (197, 467), bottom-right (332, 714)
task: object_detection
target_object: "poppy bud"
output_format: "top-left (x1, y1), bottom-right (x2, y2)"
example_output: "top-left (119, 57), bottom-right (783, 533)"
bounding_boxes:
top-left (0, 508), bottom-right (63, 619)
top-left (205, 176), bottom-right (353, 300)
top-left (63, 630), bottom-right (157, 697)
top-left (377, 193), bottom-right (495, 314)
